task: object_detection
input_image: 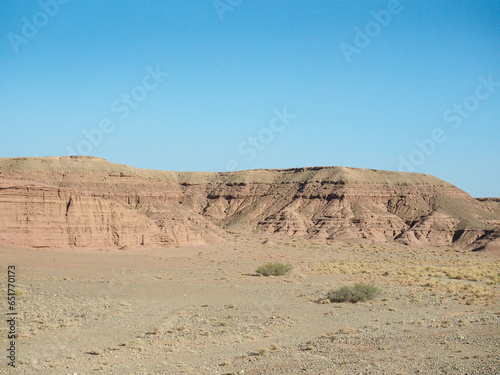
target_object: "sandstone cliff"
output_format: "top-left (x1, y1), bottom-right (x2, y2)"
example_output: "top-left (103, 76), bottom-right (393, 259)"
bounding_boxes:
top-left (0, 156), bottom-right (498, 250)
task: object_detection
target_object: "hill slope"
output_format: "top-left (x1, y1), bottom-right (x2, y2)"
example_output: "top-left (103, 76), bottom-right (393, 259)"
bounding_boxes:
top-left (0, 156), bottom-right (498, 250)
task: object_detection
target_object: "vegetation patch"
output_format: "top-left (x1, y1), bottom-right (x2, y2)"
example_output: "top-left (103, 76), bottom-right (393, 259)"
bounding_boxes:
top-left (327, 283), bottom-right (379, 303)
top-left (256, 262), bottom-right (292, 276)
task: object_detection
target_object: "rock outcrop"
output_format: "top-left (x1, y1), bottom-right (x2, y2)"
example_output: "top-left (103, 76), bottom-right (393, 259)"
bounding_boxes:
top-left (0, 156), bottom-right (498, 250)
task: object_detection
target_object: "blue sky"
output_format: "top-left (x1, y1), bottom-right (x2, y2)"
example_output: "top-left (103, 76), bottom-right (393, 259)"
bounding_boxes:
top-left (1, 0), bottom-right (499, 197)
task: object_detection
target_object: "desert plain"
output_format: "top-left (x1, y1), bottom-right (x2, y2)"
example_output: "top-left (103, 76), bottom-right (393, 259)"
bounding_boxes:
top-left (1, 236), bottom-right (499, 374)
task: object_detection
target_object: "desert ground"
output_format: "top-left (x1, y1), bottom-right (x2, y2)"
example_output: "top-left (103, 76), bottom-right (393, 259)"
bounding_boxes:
top-left (1, 233), bottom-right (499, 375)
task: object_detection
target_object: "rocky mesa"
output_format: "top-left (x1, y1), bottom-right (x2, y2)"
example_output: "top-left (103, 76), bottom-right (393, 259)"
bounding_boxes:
top-left (0, 156), bottom-right (498, 251)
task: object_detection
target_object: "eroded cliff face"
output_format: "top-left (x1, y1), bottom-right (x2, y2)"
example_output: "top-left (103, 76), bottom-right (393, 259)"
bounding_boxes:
top-left (0, 156), bottom-right (498, 250)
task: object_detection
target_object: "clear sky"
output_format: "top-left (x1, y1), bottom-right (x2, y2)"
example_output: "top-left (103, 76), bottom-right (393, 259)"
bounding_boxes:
top-left (1, 0), bottom-right (499, 197)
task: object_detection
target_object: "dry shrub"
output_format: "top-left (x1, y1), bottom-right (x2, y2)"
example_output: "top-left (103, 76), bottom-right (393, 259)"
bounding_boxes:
top-left (328, 283), bottom-right (379, 303)
top-left (256, 262), bottom-right (292, 276)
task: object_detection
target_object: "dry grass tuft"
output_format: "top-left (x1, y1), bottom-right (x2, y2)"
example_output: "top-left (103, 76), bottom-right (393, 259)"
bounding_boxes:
top-left (256, 262), bottom-right (292, 276)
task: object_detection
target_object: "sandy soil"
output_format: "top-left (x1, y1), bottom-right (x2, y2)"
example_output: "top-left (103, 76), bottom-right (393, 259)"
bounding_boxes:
top-left (1, 234), bottom-right (499, 374)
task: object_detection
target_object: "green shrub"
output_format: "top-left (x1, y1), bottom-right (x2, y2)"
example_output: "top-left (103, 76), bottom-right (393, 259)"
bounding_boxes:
top-left (327, 283), bottom-right (379, 303)
top-left (256, 262), bottom-right (292, 276)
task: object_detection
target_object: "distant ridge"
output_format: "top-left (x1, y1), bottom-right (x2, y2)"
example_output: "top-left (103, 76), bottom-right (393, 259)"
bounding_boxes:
top-left (0, 156), bottom-right (498, 251)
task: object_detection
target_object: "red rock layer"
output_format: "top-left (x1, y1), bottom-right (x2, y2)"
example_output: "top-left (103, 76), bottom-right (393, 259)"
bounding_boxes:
top-left (0, 157), bottom-right (497, 249)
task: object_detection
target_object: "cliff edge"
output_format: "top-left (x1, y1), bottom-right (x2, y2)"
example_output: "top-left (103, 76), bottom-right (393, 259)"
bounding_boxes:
top-left (0, 156), bottom-right (498, 251)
